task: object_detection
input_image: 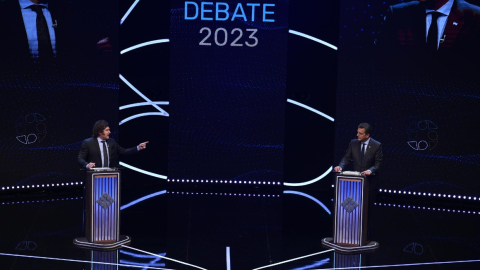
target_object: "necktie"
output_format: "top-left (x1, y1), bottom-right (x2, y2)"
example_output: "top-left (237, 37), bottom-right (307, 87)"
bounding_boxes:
top-left (30, 5), bottom-right (54, 58)
top-left (101, 141), bottom-right (109, 167)
top-left (427, 12), bottom-right (441, 52)
top-left (361, 143), bottom-right (365, 160)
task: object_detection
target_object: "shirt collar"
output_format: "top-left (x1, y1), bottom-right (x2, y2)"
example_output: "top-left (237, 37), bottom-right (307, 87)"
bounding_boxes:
top-left (19, 0), bottom-right (48, 9)
top-left (426, 0), bottom-right (454, 16)
top-left (97, 137), bottom-right (106, 143)
top-left (363, 138), bottom-right (371, 145)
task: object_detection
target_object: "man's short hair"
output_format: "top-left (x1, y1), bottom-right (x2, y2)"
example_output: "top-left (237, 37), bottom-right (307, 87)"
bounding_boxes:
top-left (93, 120), bottom-right (109, 138)
top-left (358, 123), bottom-right (372, 135)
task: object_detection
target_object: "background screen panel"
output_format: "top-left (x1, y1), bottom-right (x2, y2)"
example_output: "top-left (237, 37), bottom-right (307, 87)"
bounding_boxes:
top-left (335, 0), bottom-right (480, 196)
top-left (168, 0), bottom-right (289, 182)
top-left (0, 0), bottom-right (119, 188)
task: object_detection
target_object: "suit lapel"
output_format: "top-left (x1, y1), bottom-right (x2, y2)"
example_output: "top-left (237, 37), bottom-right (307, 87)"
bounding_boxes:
top-left (93, 138), bottom-right (102, 161)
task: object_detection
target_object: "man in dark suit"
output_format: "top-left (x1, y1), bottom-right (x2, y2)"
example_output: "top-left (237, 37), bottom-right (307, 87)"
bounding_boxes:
top-left (0, 0), bottom-right (113, 68)
top-left (334, 123), bottom-right (383, 233)
top-left (375, 0), bottom-right (480, 65)
top-left (78, 120), bottom-right (148, 169)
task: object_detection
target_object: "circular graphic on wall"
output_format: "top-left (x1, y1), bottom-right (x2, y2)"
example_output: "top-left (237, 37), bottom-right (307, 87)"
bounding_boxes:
top-left (407, 120), bottom-right (438, 151)
top-left (15, 113), bottom-right (47, 145)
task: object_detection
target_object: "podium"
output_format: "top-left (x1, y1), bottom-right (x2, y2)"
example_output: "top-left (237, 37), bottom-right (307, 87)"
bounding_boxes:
top-left (322, 172), bottom-right (378, 252)
top-left (74, 169), bottom-right (131, 249)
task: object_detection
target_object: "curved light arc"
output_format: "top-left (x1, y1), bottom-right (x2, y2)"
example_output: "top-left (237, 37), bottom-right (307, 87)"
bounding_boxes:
top-left (287, 99), bottom-right (334, 122)
top-left (284, 166), bottom-right (333, 187)
top-left (120, 102), bottom-right (169, 110)
top-left (120, 112), bottom-right (168, 125)
top-left (289, 29), bottom-right (338, 50)
top-left (119, 161), bottom-right (167, 179)
top-left (121, 190), bottom-right (166, 210)
top-left (121, 39), bottom-right (170, 54)
top-left (119, 74), bottom-right (169, 116)
top-left (283, 190), bottom-right (331, 215)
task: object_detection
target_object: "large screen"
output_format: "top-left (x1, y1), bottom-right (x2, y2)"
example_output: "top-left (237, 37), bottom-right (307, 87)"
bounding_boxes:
top-left (168, 0), bottom-right (289, 182)
top-left (335, 0), bottom-right (480, 196)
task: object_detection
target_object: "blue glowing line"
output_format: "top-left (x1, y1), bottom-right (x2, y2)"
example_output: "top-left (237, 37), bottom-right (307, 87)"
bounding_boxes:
top-left (288, 30), bottom-right (338, 50)
top-left (119, 74), bottom-right (169, 116)
top-left (284, 167), bottom-right (333, 187)
top-left (121, 0), bottom-right (141, 25)
top-left (121, 39), bottom-right (170, 54)
top-left (120, 102), bottom-right (169, 110)
top-left (120, 250), bottom-right (166, 259)
top-left (317, 259), bottom-right (480, 270)
top-left (120, 260), bottom-right (165, 267)
top-left (121, 190), bottom-right (166, 210)
top-left (120, 112), bottom-right (168, 125)
top-left (288, 258), bottom-right (330, 270)
top-left (283, 190), bottom-right (331, 215)
top-left (119, 162), bottom-right (167, 179)
top-left (122, 245), bottom-right (208, 270)
top-left (226, 247), bottom-right (231, 270)
top-left (252, 249), bottom-right (334, 270)
top-left (287, 99), bottom-right (334, 122)
top-left (0, 252), bottom-right (169, 270)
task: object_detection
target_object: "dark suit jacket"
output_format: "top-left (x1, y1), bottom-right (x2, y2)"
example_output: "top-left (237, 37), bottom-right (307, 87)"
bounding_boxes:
top-left (375, 0), bottom-right (480, 62)
top-left (77, 137), bottom-right (138, 168)
top-left (338, 138), bottom-right (383, 176)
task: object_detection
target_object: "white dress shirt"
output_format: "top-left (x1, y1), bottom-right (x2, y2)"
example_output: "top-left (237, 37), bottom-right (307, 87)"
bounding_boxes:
top-left (19, 0), bottom-right (57, 57)
top-left (425, 0), bottom-right (454, 49)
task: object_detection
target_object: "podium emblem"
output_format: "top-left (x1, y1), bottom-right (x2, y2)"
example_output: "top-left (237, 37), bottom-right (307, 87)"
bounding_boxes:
top-left (341, 196), bottom-right (358, 213)
top-left (96, 193), bottom-right (115, 210)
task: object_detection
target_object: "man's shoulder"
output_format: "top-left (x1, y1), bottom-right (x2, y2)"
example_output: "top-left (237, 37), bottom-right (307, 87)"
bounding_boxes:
top-left (388, 0), bottom-right (423, 16)
top-left (391, 0), bottom-right (422, 10)
top-left (457, 0), bottom-right (480, 16)
top-left (83, 137), bottom-right (96, 144)
top-left (370, 138), bottom-right (382, 147)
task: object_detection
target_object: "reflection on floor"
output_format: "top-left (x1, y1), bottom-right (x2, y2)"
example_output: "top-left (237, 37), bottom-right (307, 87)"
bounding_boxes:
top-left (1, 184), bottom-right (480, 269)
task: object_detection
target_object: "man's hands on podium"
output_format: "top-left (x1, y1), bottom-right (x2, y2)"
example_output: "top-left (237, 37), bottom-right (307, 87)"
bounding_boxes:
top-left (138, 141), bottom-right (149, 150)
top-left (87, 162), bottom-right (95, 169)
top-left (334, 166), bottom-right (372, 175)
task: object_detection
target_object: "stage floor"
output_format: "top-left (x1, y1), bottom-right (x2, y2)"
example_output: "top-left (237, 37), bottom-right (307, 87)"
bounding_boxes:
top-left (1, 184), bottom-right (479, 269)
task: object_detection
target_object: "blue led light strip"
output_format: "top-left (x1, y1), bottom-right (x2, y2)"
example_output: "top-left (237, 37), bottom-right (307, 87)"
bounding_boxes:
top-left (284, 167), bottom-right (333, 187)
top-left (120, 102), bottom-right (169, 110)
top-left (315, 259), bottom-right (480, 270)
top-left (283, 190), bottom-right (331, 215)
top-left (287, 99), bottom-right (334, 122)
top-left (121, 39), bottom-right (170, 54)
top-left (121, 190), bottom-right (166, 210)
top-left (121, 0), bottom-right (141, 25)
top-left (0, 252), bottom-right (171, 270)
top-left (288, 29), bottom-right (338, 50)
top-left (122, 245), bottom-right (208, 270)
top-left (252, 249), bottom-right (334, 270)
top-left (226, 246), bottom-right (231, 270)
top-left (119, 162), bottom-right (167, 179)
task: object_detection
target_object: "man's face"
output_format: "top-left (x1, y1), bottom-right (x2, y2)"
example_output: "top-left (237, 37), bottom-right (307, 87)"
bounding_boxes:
top-left (357, 128), bottom-right (370, 142)
top-left (98, 127), bottom-right (111, 140)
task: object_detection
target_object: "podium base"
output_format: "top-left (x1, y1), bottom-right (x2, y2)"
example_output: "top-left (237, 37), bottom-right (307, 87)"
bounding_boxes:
top-left (321, 237), bottom-right (379, 253)
top-left (73, 235), bottom-right (131, 250)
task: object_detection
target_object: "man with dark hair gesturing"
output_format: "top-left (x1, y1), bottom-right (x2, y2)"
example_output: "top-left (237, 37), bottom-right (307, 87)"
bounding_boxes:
top-left (78, 120), bottom-right (148, 169)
